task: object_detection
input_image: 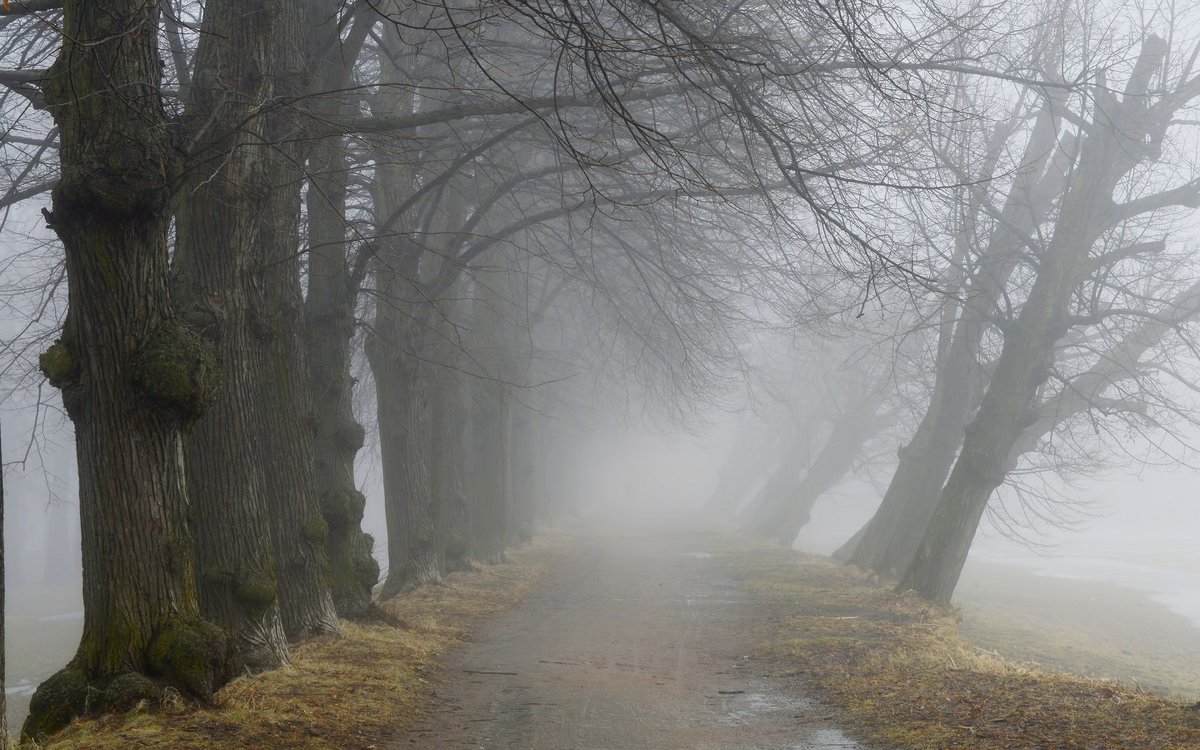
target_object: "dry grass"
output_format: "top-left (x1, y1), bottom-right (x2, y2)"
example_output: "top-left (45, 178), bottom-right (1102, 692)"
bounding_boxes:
top-left (730, 544), bottom-right (1200, 750)
top-left (28, 535), bottom-right (569, 750)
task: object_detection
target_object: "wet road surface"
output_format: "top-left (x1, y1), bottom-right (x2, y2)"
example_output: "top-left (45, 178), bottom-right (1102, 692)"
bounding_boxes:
top-left (393, 520), bottom-right (865, 749)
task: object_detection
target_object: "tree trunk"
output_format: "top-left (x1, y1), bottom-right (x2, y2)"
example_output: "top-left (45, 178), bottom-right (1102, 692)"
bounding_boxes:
top-left (771, 387), bottom-right (890, 546)
top-left (24, 0), bottom-right (230, 737)
top-left (737, 459), bottom-right (806, 536)
top-left (465, 278), bottom-right (511, 564)
top-left (1, 422), bottom-right (7, 748)
top-left (840, 397), bottom-right (972, 575)
top-left (898, 49), bottom-right (1162, 603)
top-left (171, 0), bottom-right (291, 670)
top-left (508, 404), bottom-right (538, 543)
top-left (253, 11), bottom-right (341, 636)
top-left (302, 3), bottom-right (378, 618)
top-left (367, 308), bottom-right (442, 596)
top-left (841, 101), bottom-right (1071, 576)
top-left (430, 299), bottom-right (472, 573)
top-left (707, 417), bottom-right (797, 516)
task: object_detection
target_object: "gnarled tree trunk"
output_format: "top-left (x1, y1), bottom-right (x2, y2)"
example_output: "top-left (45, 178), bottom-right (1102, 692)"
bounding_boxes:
top-left (842, 101), bottom-right (1071, 576)
top-left (252, 9), bottom-right (341, 637)
top-left (172, 0), bottom-right (292, 671)
top-left (24, 0), bottom-right (230, 738)
top-left (302, 2), bottom-right (378, 618)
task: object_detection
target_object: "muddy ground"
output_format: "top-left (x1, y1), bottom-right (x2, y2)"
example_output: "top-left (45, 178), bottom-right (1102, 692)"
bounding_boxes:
top-left (391, 519), bottom-right (862, 749)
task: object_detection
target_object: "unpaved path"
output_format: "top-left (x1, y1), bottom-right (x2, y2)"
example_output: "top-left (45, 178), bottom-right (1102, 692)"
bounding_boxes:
top-left (393, 520), bottom-right (864, 749)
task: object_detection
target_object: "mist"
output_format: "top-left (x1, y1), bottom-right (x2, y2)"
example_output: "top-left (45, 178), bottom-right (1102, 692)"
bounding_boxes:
top-left (3, 0), bottom-right (1200, 746)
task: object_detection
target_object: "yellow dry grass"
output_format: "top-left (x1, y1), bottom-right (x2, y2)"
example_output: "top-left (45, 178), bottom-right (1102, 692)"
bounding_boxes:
top-left (28, 535), bottom-right (569, 750)
top-left (731, 544), bottom-right (1200, 750)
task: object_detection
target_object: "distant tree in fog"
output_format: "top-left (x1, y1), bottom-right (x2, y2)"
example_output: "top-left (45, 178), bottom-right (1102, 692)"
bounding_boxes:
top-left (900, 26), bottom-right (1200, 604)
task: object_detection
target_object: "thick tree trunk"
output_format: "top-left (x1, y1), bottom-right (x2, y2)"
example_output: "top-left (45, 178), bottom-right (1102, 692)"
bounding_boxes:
top-left (509, 405), bottom-right (538, 543)
top-left (707, 415), bottom-right (800, 516)
top-left (24, 0), bottom-right (230, 738)
top-left (465, 278), bottom-right (512, 564)
top-left (368, 309), bottom-right (442, 596)
top-left (840, 397), bottom-right (971, 575)
top-left (253, 14), bottom-right (341, 636)
top-left (468, 381), bottom-right (511, 564)
top-left (302, 3), bottom-right (378, 618)
top-left (430, 302), bottom-right (472, 573)
top-left (1, 422), bottom-right (6, 748)
top-left (364, 3), bottom-right (442, 597)
top-left (171, 0), bottom-right (292, 670)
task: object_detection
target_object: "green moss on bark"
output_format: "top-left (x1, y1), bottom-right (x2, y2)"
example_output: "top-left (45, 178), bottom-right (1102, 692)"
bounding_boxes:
top-left (38, 338), bottom-right (85, 416)
top-left (354, 532), bottom-right (381, 590)
top-left (302, 515), bottom-right (328, 544)
top-left (39, 339), bottom-right (77, 388)
top-left (235, 569), bottom-right (278, 612)
top-left (318, 475), bottom-right (365, 526)
top-left (147, 619), bottom-right (231, 701)
top-left (131, 322), bottom-right (223, 421)
top-left (98, 672), bottom-right (164, 712)
top-left (21, 664), bottom-right (90, 741)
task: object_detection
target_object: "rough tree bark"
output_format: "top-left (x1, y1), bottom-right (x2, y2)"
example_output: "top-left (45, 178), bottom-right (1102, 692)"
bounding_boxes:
top-left (367, 295), bottom-right (441, 595)
top-left (366, 9), bottom-right (445, 596)
top-left (1, 422), bottom-right (6, 747)
top-left (172, 0), bottom-right (291, 671)
top-left (24, 0), bottom-right (230, 738)
top-left (429, 286), bottom-right (472, 573)
top-left (302, 1), bottom-right (379, 619)
top-left (252, 4), bottom-right (342, 638)
top-left (466, 271), bottom-right (513, 564)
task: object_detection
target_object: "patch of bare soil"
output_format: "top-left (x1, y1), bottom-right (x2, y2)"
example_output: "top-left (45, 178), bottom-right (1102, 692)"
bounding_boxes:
top-left (391, 520), bottom-right (864, 749)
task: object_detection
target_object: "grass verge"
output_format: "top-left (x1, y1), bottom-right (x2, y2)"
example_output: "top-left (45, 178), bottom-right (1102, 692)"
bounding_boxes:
top-left (27, 536), bottom-right (568, 749)
top-left (730, 544), bottom-right (1200, 749)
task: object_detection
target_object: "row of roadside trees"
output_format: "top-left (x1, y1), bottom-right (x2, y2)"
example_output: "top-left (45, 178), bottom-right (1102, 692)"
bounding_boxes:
top-left (0, 0), bottom-right (1023, 742)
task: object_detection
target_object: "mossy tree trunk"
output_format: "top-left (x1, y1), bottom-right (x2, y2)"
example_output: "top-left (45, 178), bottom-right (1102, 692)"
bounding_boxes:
top-left (301, 2), bottom-right (378, 619)
top-left (252, 5), bottom-right (342, 638)
top-left (24, 0), bottom-right (231, 738)
top-left (171, 0), bottom-right (291, 671)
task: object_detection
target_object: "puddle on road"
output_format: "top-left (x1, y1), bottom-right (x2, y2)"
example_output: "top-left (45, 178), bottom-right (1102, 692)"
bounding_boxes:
top-left (799, 727), bottom-right (862, 748)
top-left (682, 552), bottom-right (714, 559)
top-left (715, 691), bottom-right (863, 749)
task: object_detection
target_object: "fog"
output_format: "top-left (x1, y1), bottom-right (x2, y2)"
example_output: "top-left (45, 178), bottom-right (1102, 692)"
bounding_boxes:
top-left (3, 0), bottom-right (1200, 744)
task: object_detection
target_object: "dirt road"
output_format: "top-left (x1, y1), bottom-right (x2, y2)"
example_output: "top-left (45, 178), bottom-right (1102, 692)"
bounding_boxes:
top-left (393, 519), bottom-right (864, 749)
